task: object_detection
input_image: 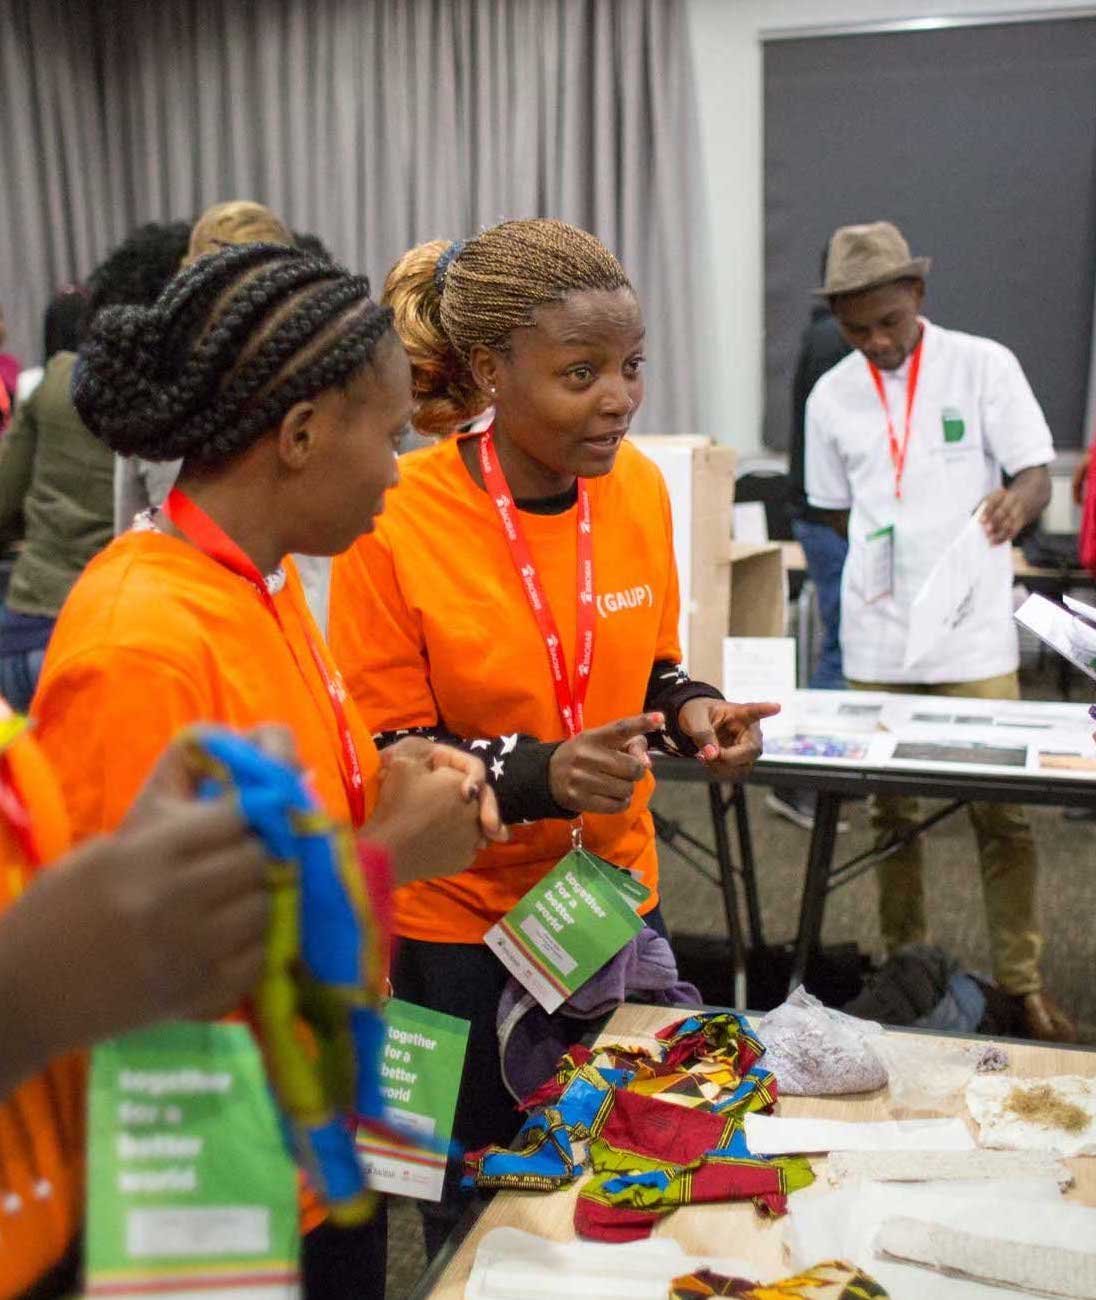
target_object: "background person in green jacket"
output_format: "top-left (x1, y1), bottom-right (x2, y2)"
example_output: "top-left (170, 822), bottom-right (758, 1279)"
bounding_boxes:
top-left (0, 222), bottom-right (190, 710)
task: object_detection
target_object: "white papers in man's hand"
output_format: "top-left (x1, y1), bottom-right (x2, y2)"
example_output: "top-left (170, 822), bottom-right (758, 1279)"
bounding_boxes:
top-left (1016, 594), bottom-right (1096, 682)
top-left (904, 512), bottom-right (996, 670)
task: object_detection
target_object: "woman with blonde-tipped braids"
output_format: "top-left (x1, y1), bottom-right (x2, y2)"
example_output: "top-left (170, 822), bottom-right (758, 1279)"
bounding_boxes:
top-left (328, 217), bottom-right (778, 1253)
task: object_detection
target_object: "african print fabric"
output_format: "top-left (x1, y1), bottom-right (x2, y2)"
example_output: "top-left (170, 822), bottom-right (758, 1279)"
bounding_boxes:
top-left (463, 1011), bottom-right (814, 1240)
top-left (669, 1259), bottom-right (889, 1298)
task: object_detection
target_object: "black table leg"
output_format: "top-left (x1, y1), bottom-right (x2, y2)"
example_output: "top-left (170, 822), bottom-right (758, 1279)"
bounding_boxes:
top-left (707, 781), bottom-right (748, 1008)
top-left (732, 783), bottom-right (765, 950)
top-left (788, 791), bottom-right (843, 994)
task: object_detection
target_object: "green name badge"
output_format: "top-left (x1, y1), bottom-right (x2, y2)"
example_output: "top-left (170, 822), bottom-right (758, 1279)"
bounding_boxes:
top-left (484, 848), bottom-right (649, 1013)
top-left (86, 1021), bottom-right (300, 1299)
top-left (355, 999), bottom-right (469, 1203)
top-left (942, 407), bottom-right (966, 443)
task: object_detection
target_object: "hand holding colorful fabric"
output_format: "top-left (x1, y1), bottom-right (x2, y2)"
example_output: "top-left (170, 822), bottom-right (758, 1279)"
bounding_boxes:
top-left (184, 726), bottom-right (392, 1227)
top-left (676, 700), bottom-right (780, 781)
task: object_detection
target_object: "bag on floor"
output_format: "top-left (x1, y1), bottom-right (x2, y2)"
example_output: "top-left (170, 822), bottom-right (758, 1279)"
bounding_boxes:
top-left (842, 943), bottom-right (1020, 1037)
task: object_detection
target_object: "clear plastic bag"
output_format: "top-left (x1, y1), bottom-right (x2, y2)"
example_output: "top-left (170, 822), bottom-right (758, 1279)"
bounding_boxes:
top-left (871, 1032), bottom-right (977, 1116)
top-left (757, 986), bottom-right (887, 1096)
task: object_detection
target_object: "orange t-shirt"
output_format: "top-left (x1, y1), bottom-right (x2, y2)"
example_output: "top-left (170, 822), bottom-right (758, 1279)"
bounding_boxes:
top-left (33, 530), bottom-right (380, 843)
top-left (0, 712), bottom-right (83, 1299)
top-left (329, 436), bottom-right (682, 944)
top-left (31, 530), bottom-right (381, 1237)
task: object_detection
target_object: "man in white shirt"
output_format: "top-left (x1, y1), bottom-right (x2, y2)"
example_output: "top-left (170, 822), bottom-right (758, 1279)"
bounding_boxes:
top-left (806, 221), bottom-right (1073, 1042)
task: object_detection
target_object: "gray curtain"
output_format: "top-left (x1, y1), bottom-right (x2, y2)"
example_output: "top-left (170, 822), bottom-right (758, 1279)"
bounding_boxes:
top-left (0, 0), bottom-right (701, 434)
top-left (762, 17), bottom-right (1096, 452)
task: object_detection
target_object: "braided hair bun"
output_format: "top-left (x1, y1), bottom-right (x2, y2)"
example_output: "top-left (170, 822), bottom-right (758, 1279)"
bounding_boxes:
top-left (75, 242), bottom-right (394, 465)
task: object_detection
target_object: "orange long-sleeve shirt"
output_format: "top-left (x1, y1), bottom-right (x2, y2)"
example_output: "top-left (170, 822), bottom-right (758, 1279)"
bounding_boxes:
top-left (329, 436), bottom-right (682, 944)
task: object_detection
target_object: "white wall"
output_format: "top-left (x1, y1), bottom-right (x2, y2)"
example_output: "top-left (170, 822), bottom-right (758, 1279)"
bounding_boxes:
top-left (686, 0), bottom-right (1096, 453)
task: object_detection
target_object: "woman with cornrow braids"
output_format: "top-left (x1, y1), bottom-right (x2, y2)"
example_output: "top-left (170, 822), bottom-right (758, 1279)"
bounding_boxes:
top-left (328, 218), bottom-right (779, 1254)
top-left (30, 243), bottom-right (505, 1299)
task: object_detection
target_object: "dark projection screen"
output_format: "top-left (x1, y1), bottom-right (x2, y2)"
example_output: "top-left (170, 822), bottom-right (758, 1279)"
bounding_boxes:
top-left (763, 17), bottom-right (1096, 451)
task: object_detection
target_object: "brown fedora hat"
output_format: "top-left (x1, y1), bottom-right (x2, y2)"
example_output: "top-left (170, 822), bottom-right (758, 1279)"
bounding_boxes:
top-left (816, 221), bottom-right (931, 297)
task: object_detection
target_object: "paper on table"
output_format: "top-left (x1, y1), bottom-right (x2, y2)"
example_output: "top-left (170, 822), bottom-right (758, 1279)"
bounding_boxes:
top-left (733, 500), bottom-right (769, 545)
top-left (743, 1113), bottom-right (973, 1155)
top-left (722, 637), bottom-right (796, 709)
top-left (787, 1181), bottom-right (1075, 1300)
top-left (966, 1074), bottom-right (1096, 1156)
top-left (1017, 594), bottom-right (1096, 683)
top-left (465, 1227), bottom-right (756, 1300)
top-left (904, 511), bottom-right (997, 670)
top-left (1064, 593), bottom-right (1096, 622)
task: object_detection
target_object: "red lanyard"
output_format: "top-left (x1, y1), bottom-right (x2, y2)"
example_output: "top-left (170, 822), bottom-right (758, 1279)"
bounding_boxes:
top-left (866, 333), bottom-right (924, 500)
top-left (161, 488), bottom-right (366, 826)
top-left (0, 760), bottom-right (39, 870)
top-left (0, 378), bottom-right (10, 429)
top-left (477, 430), bottom-right (595, 738)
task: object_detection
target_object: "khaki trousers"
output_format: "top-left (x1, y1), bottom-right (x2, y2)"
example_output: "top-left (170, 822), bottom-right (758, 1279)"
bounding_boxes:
top-left (849, 672), bottom-right (1041, 996)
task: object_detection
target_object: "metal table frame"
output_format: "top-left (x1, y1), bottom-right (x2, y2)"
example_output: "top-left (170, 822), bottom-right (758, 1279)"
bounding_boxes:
top-left (653, 755), bottom-right (1096, 996)
top-left (649, 780), bottom-right (759, 1006)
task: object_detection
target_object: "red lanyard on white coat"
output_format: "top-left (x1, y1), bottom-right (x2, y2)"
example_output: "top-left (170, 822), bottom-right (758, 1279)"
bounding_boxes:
top-left (865, 332), bottom-right (924, 501)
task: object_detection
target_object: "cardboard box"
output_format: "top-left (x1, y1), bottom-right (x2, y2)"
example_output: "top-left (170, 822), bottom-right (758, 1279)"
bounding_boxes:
top-left (727, 541), bottom-right (787, 638)
top-left (630, 436), bottom-right (736, 685)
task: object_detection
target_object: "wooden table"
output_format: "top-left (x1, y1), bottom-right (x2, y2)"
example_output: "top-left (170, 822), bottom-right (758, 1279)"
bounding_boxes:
top-left (417, 1003), bottom-right (1096, 1297)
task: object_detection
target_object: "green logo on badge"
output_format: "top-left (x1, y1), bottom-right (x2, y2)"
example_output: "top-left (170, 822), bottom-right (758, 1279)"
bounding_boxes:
top-left (942, 407), bottom-right (965, 443)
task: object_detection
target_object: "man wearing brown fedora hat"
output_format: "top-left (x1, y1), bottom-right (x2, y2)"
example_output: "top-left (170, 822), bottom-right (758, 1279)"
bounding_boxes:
top-left (805, 221), bottom-right (1074, 1043)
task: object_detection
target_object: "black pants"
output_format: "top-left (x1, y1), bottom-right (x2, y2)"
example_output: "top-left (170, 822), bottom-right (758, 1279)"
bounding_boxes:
top-left (302, 1207), bottom-right (387, 1300)
top-left (390, 905), bottom-right (668, 1259)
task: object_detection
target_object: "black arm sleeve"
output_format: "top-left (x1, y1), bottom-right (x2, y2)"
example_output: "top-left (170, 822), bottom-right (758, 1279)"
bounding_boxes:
top-left (643, 660), bottom-right (724, 758)
top-left (372, 726), bottom-right (577, 824)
